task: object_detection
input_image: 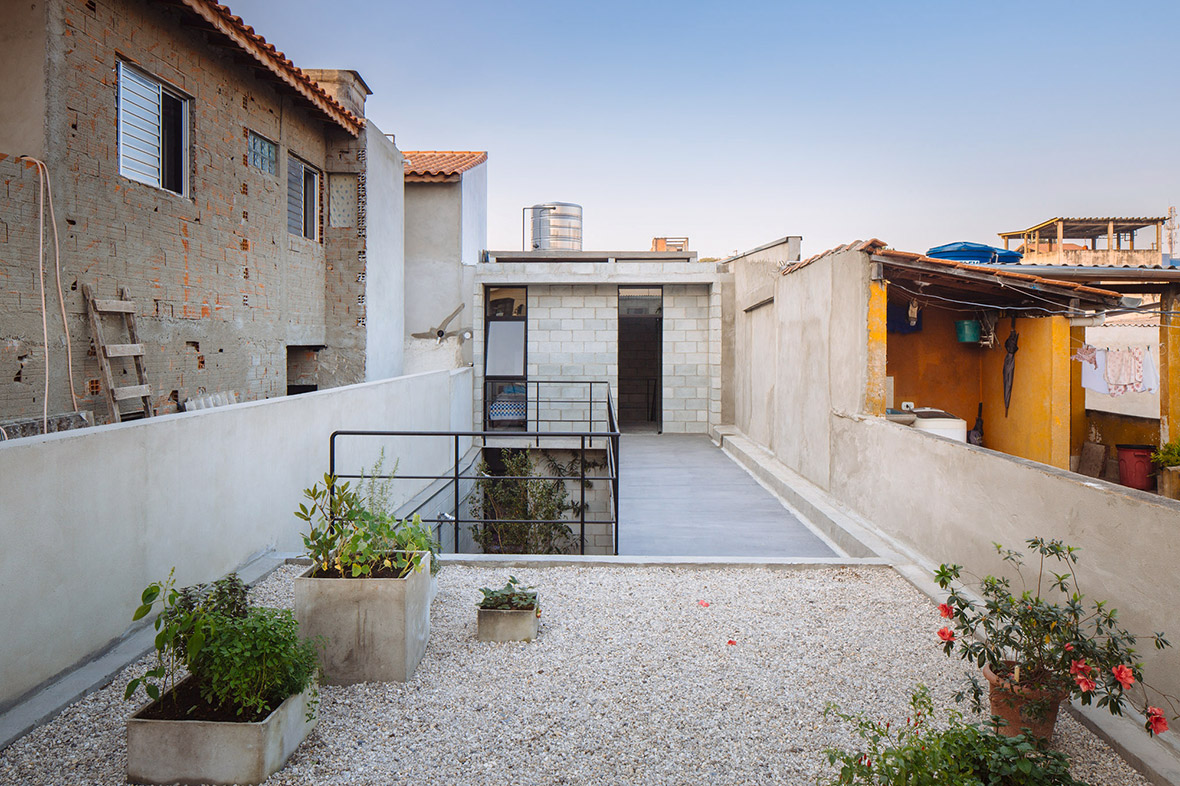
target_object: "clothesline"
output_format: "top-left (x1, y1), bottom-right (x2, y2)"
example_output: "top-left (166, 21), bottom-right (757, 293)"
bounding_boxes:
top-left (1072, 343), bottom-right (1158, 397)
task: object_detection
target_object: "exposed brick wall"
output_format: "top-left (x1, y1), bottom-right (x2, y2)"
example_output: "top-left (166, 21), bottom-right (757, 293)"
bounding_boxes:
top-left (0, 0), bottom-right (367, 425)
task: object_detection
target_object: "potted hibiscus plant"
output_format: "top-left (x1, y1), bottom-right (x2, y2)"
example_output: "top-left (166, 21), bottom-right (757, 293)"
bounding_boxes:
top-left (935, 537), bottom-right (1175, 740)
top-left (124, 570), bottom-right (320, 785)
top-left (293, 473), bottom-right (438, 684)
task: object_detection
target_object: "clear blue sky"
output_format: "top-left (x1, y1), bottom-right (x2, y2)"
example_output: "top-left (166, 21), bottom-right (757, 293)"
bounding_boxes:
top-left (228, 0), bottom-right (1179, 259)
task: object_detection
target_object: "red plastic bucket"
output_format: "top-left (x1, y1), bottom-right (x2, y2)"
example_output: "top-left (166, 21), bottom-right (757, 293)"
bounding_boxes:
top-left (1116, 444), bottom-right (1155, 491)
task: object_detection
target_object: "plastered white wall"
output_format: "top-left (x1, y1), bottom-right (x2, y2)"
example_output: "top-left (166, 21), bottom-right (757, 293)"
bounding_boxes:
top-left (363, 122), bottom-right (405, 380)
top-left (0, 367), bottom-right (472, 710)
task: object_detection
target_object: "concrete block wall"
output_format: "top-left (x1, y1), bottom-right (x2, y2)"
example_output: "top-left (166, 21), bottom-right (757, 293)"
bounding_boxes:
top-left (0, 0), bottom-right (377, 426)
top-left (662, 284), bottom-right (714, 434)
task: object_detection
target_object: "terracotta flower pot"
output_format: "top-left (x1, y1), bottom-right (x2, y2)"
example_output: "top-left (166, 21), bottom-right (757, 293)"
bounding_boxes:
top-left (982, 661), bottom-right (1067, 741)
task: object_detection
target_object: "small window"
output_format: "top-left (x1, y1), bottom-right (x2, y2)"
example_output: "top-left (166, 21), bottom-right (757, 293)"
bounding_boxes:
top-left (486, 321), bottom-right (527, 377)
top-left (487, 287), bottom-right (527, 318)
top-left (248, 132), bottom-right (276, 174)
top-left (287, 156), bottom-right (319, 239)
top-left (117, 62), bottom-right (188, 195)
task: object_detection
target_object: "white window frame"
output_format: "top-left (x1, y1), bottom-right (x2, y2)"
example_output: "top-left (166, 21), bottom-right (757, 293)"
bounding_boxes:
top-left (116, 61), bottom-right (189, 196)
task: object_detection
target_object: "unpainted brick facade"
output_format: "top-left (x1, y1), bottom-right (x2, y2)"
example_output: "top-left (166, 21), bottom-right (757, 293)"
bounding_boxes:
top-left (0, 0), bottom-right (377, 425)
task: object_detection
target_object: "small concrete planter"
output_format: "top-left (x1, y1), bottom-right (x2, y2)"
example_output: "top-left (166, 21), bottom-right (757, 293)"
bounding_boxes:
top-left (478, 598), bottom-right (541, 643)
top-left (294, 554), bottom-right (431, 684)
top-left (1159, 465), bottom-right (1180, 500)
top-left (126, 681), bottom-right (316, 785)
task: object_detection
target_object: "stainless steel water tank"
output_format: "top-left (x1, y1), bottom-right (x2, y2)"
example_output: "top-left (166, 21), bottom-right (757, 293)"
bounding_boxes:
top-left (529, 202), bottom-right (582, 250)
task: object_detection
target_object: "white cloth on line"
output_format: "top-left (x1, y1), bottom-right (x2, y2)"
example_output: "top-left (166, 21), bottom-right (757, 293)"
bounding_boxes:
top-left (1141, 349), bottom-right (1159, 393)
top-left (1080, 349), bottom-right (1110, 394)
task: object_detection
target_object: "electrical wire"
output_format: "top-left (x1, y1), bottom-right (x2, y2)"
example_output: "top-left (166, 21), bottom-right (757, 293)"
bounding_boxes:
top-left (19, 156), bottom-right (79, 433)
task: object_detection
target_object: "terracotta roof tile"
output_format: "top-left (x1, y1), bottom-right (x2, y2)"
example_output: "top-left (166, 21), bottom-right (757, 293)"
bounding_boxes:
top-left (403, 151), bottom-right (488, 182)
top-left (178, 1), bottom-right (364, 136)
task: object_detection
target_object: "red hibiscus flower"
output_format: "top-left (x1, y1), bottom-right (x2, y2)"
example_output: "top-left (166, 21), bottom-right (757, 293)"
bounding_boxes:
top-left (938, 603), bottom-right (953, 619)
top-left (1112, 665), bottom-right (1135, 690)
top-left (937, 627), bottom-right (955, 643)
top-left (1075, 676), bottom-right (1096, 693)
top-left (1147, 707), bottom-right (1169, 735)
top-left (1063, 643), bottom-right (1074, 652)
top-left (1069, 659), bottom-right (1091, 677)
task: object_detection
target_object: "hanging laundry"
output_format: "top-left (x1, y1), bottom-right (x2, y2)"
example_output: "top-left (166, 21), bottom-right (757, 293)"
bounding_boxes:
top-left (1106, 347), bottom-right (1146, 397)
top-left (1071, 344), bottom-right (1098, 368)
top-left (1080, 348), bottom-right (1110, 395)
top-left (1140, 348), bottom-right (1159, 394)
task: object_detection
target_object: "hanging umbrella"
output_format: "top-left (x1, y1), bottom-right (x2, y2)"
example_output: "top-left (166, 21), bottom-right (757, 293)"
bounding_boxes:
top-left (1003, 325), bottom-right (1019, 417)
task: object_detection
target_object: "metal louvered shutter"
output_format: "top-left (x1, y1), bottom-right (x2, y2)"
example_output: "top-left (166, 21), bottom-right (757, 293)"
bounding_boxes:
top-left (118, 63), bottom-right (162, 187)
top-left (287, 157), bottom-right (304, 235)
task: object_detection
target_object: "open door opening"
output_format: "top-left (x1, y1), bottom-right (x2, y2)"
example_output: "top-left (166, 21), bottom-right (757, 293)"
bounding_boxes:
top-left (617, 286), bottom-right (662, 432)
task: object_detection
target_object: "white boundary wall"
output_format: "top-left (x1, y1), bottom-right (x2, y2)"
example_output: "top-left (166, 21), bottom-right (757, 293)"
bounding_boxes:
top-left (0, 368), bottom-right (472, 709)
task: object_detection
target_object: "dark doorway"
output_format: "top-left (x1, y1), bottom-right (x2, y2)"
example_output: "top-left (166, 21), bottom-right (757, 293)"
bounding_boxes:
top-left (617, 286), bottom-right (662, 432)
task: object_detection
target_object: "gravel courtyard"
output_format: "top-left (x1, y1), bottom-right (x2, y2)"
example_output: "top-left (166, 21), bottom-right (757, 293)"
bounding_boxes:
top-left (0, 563), bottom-right (1150, 785)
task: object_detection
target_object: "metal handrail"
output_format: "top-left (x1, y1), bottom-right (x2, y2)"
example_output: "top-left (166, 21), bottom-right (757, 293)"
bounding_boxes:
top-left (329, 382), bottom-right (621, 556)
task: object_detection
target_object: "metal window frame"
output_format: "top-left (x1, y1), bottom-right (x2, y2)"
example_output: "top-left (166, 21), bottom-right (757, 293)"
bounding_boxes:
top-left (483, 285), bottom-right (528, 430)
top-left (287, 154), bottom-right (321, 240)
top-left (116, 61), bottom-right (190, 197)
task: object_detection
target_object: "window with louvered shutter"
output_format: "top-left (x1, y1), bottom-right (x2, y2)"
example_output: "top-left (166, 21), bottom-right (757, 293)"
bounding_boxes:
top-left (117, 62), bottom-right (187, 195)
top-left (287, 155), bottom-right (319, 240)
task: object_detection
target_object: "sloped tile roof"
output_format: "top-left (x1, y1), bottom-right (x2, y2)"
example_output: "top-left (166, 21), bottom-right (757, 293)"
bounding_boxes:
top-left (403, 151), bottom-right (488, 182)
top-left (178, 1), bottom-right (364, 136)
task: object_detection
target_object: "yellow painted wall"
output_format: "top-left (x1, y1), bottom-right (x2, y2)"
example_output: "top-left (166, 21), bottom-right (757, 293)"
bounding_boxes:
top-left (885, 305), bottom-right (982, 423)
top-left (981, 316), bottom-right (1071, 469)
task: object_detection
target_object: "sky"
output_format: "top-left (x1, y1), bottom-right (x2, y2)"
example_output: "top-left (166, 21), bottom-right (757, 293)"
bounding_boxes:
top-left (227, 0), bottom-right (1179, 259)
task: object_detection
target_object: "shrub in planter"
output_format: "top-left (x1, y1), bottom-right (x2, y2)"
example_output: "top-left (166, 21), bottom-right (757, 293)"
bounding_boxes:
top-left (935, 538), bottom-right (1176, 739)
top-left (294, 474), bottom-right (436, 683)
top-left (477, 575), bottom-right (540, 642)
top-left (471, 449), bottom-right (583, 554)
top-left (823, 685), bottom-right (1087, 785)
top-left (124, 570), bottom-right (320, 785)
top-left (1151, 440), bottom-right (1180, 499)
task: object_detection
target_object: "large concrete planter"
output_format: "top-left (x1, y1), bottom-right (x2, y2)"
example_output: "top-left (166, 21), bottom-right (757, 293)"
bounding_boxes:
top-left (294, 555), bottom-right (431, 684)
top-left (126, 680), bottom-right (316, 785)
top-left (478, 597), bottom-right (540, 642)
top-left (1159, 466), bottom-right (1180, 500)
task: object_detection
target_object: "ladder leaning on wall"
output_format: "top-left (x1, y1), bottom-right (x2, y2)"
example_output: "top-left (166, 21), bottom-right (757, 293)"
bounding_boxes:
top-left (82, 284), bottom-right (152, 423)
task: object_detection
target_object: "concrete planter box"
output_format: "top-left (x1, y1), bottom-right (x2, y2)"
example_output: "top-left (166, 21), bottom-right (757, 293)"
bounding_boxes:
top-left (1159, 466), bottom-right (1180, 500)
top-left (126, 681), bottom-right (316, 785)
top-left (477, 597), bottom-right (540, 642)
top-left (294, 555), bottom-right (431, 684)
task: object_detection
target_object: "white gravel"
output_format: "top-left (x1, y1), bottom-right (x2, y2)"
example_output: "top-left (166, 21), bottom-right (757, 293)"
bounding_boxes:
top-left (0, 563), bottom-right (1152, 785)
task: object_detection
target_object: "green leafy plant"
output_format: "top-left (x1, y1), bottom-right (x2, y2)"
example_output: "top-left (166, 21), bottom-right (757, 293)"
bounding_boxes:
top-left (163, 572), bottom-right (248, 658)
top-left (125, 569), bottom-right (215, 706)
top-left (823, 685), bottom-right (1087, 785)
top-left (360, 447), bottom-right (399, 517)
top-left (935, 538), bottom-right (1175, 735)
top-left (477, 575), bottom-right (539, 611)
top-left (471, 449), bottom-right (575, 554)
top-left (295, 474), bottom-right (430, 578)
top-left (1152, 439), bottom-right (1180, 469)
top-left (192, 607), bottom-right (320, 719)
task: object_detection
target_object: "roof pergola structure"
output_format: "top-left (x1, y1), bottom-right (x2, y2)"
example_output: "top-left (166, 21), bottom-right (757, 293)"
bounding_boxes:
top-left (998, 217), bottom-right (1167, 257)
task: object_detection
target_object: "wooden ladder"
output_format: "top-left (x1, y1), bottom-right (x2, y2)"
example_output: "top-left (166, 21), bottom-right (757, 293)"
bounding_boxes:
top-left (82, 284), bottom-right (151, 422)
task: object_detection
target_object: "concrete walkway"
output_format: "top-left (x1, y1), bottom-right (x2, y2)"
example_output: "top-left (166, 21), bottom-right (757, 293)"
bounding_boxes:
top-left (616, 434), bottom-right (838, 557)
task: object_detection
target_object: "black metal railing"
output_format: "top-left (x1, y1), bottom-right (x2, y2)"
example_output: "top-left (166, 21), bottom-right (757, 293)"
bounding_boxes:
top-left (330, 385), bottom-right (620, 556)
top-left (484, 379), bottom-right (614, 437)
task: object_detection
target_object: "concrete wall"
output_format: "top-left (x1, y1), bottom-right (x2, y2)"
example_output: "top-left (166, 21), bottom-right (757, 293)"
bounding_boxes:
top-left (363, 124), bottom-right (405, 380)
top-left (0, 366), bottom-right (473, 711)
top-left (460, 162), bottom-right (487, 268)
top-left (662, 284), bottom-right (713, 434)
top-left (726, 242), bottom-right (1180, 702)
top-left (0, 0), bottom-right (47, 158)
top-left (829, 413), bottom-right (1180, 702)
top-left (403, 181), bottom-right (470, 373)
